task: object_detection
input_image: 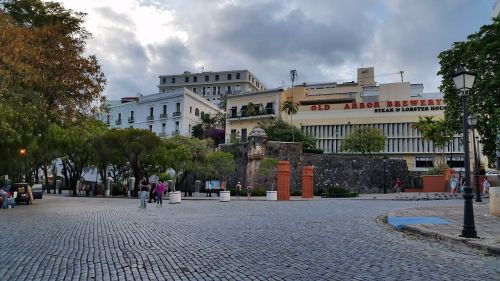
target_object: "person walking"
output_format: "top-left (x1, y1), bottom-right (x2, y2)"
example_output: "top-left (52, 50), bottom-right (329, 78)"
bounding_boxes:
top-left (236, 182), bottom-right (242, 198)
top-left (156, 180), bottom-right (165, 206)
top-left (247, 185), bottom-right (252, 198)
top-left (482, 178), bottom-right (491, 196)
top-left (394, 177), bottom-right (402, 195)
top-left (450, 176), bottom-right (458, 196)
top-left (139, 178), bottom-right (149, 209)
top-left (148, 182), bottom-right (156, 203)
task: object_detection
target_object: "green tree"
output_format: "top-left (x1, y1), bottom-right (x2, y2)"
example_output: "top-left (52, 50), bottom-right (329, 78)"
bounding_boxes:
top-left (437, 17), bottom-right (500, 165)
top-left (258, 118), bottom-right (316, 149)
top-left (205, 151), bottom-right (236, 188)
top-left (342, 127), bottom-right (385, 156)
top-left (115, 128), bottom-right (161, 196)
top-left (281, 100), bottom-right (298, 141)
top-left (257, 157), bottom-right (278, 191)
top-left (412, 116), bottom-right (453, 163)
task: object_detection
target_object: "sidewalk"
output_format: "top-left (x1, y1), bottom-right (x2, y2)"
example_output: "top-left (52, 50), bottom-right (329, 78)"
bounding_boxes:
top-left (387, 200), bottom-right (500, 256)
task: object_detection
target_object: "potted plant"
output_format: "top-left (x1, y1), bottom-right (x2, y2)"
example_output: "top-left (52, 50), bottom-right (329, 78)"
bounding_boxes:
top-left (205, 151), bottom-right (236, 202)
top-left (422, 163), bottom-right (449, 192)
top-left (257, 157), bottom-right (279, 201)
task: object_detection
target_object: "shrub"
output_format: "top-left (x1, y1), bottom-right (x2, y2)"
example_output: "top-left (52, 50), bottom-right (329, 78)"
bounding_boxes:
top-left (303, 148), bottom-right (324, 154)
top-left (423, 163), bottom-right (448, 175)
top-left (251, 187), bottom-right (266, 196)
top-left (290, 190), bottom-right (302, 196)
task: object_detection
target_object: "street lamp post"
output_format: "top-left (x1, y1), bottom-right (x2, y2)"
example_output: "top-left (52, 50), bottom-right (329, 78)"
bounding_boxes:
top-left (383, 156), bottom-right (387, 194)
top-left (468, 115), bottom-right (482, 202)
top-left (19, 148), bottom-right (27, 182)
top-left (452, 66), bottom-right (478, 238)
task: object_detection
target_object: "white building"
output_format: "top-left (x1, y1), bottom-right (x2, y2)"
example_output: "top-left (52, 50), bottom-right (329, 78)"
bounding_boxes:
top-left (105, 88), bottom-right (223, 137)
top-left (158, 70), bottom-right (266, 107)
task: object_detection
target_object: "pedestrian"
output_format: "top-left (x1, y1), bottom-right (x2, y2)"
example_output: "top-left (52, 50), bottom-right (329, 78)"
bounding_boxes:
top-left (148, 182), bottom-right (156, 203)
top-left (139, 178), bottom-right (149, 209)
top-left (460, 177), bottom-right (466, 193)
top-left (394, 177), bottom-right (402, 195)
top-left (482, 178), bottom-right (491, 196)
top-left (156, 180), bottom-right (165, 206)
top-left (236, 181), bottom-right (242, 198)
top-left (207, 182), bottom-right (212, 197)
top-left (0, 188), bottom-right (8, 209)
top-left (247, 185), bottom-right (252, 198)
top-left (450, 176), bottom-right (458, 196)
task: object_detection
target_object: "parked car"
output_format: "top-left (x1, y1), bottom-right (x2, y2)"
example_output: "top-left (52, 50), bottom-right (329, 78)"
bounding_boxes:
top-left (11, 183), bottom-right (30, 205)
top-left (31, 184), bottom-right (43, 199)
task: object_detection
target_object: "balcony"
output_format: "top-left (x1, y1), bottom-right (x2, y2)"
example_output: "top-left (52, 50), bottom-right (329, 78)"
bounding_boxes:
top-left (128, 117), bottom-right (134, 123)
top-left (227, 108), bottom-right (276, 121)
top-left (160, 113), bottom-right (168, 119)
top-left (147, 115), bottom-right (154, 122)
top-left (172, 111), bottom-right (181, 117)
top-left (115, 119), bottom-right (122, 125)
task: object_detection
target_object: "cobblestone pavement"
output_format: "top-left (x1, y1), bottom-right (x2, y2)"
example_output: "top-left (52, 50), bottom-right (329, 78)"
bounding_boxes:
top-left (1, 196), bottom-right (499, 281)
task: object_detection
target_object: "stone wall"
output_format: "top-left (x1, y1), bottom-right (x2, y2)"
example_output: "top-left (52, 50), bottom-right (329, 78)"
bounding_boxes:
top-left (302, 154), bottom-right (410, 194)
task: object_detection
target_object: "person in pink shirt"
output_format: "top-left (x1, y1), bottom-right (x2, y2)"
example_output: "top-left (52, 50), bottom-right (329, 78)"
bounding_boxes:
top-left (156, 180), bottom-right (165, 206)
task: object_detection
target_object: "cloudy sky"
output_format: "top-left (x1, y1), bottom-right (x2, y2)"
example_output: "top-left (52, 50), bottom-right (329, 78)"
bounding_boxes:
top-left (56, 0), bottom-right (496, 100)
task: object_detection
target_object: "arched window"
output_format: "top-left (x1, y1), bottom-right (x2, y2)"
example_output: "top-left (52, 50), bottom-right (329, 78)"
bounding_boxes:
top-left (195, 108), bottom-right (200, 116)
top-left (201, 111), bottom-right (205, 118)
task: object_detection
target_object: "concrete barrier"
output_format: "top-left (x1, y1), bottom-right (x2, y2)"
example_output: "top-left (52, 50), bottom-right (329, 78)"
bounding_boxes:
top-left (490, 187), bottom-right (500, 217)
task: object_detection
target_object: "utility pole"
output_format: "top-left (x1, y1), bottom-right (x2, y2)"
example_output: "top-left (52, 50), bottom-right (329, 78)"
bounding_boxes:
top-left (290, 69), bottom-right (297, 142)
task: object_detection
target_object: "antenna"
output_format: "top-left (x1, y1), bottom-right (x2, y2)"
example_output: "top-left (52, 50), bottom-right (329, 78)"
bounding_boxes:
top-left (399, 70), bottom-right (404, 83)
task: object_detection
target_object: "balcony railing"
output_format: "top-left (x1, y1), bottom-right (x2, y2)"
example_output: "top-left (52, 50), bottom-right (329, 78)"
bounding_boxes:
top-left (147, 115), bottom-right (154, 121)
top-left (172, 111), bottom-right (181, 117)
top-left (128, 117), bottom-right (134, 123)
top-left (160, 113), bottom-right (168, 119)
top-left (158, 132), bottom-right (167, 137)
top-left (227, 109), bottom-right (275, 119)
top-left (115, 119), bottom-right (122, 125)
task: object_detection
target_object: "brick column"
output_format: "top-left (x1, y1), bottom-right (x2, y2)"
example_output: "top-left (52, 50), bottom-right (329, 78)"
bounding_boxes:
top-left (277, 161), bottom-right (290, 201)
top-left (302, 166), bottom-right (313, 199)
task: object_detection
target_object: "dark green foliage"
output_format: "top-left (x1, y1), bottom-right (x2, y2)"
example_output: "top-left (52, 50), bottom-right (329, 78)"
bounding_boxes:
top-left (290, 190), bottom-right (302, 196)
top-left (342, 127), bottom-right (385, 155)
top-left (321, 186), bottom-right (358, 198)
top-left (438, 17), bottom-right (500, 166)
top-left (258, 118), bottom-right (316, 149)
top-left (303, 148), bottom-right (324, 154)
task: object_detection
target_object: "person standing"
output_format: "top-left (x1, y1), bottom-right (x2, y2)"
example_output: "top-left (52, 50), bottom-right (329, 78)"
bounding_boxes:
top-left (139, 178), bottom-right (149, 209)
top-left (148, 182), bottom-right (156, 203)
top-left (450, 176), bottom-right (458, 196)
top-left (482, 178), bottom-right (491, 196)
top-left (156, 180), bottom-right (165, 206)
top-left (247, 185), bottom-right (252, 198)
top-left (394, 177), bottom-right (402, 195)
top-left (236, 182), bottom-right (242, 198)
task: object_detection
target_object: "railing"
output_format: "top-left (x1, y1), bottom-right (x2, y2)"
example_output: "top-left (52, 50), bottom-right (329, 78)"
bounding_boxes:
top-left (147, 115), bottom-right (154, 121)
top-left (128, 117), bottom-right (134, 123)
top-left (172, 112), bottom-right (181, 117)
top-left (158, 132), bottom-right (167, 137)
top-left (227, 109), bottom-right (276, 119)
top-left (160, 113), bottom-right (168, 119)
top-left (115, 119), bottom-right (121, 125)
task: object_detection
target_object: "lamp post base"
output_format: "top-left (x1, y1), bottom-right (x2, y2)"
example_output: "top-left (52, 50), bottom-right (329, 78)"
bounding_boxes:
top-left (461, 188), bottom-right (478, 238)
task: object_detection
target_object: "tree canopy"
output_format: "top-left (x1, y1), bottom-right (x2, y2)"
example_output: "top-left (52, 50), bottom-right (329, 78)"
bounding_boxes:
top-left (342, 127), bottom-right (385, 156)
top-left (437, 17), bottom-right (500, 165)
top-left (258, 118), bottom-right (316, 149)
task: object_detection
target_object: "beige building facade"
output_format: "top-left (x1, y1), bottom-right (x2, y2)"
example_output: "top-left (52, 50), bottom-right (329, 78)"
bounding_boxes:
top-left (158, 70), bottom-right (266, 107)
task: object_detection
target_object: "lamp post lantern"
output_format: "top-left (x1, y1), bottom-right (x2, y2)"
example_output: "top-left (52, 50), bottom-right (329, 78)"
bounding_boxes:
top-left (383, 155), bottom-right (387, 194)
top-left (468, 115), bottom-right (482, 203)
top-left (452, 66), bottom-right (478, 238)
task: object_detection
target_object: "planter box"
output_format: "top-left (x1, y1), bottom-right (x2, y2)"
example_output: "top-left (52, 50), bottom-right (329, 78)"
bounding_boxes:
top-left (422, 175), bottom-right (446, 192)
top-left (169, 191), bottom-right (181, 204)
top-left (220, 191), bottom-right (230, 202)
top-left (266, 191), bottom-right (277, 201)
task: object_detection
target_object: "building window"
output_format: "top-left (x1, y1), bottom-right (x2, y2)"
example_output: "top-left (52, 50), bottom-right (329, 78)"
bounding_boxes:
top-left (205, 75), bottom-right (209, 82)
top-left (257, 82), bottom-right (260, 88)
top-left (149, 125), bottom-right (152, 132)
top-left (236, 73), bottom-right (240, 79)
top-left (175, 121), bottom-right (179, 132)
top-left (163, 105), bottom-right (167, 114)
top-left (215, 74), bottom-right (219, 81)
top-left (192, 88), bottom-right (197, 93)
top-left (171, 77), bottom-right (175, 84)
top-left (235, 85), bottom-right (240, 92)
top-left (149, 107), bottom-right (154, 117)
top-left (241, 128), bottom-right (247, 142)
top-left (203, 87), bottom-right (206, 96)
top-left (176, 102), bottom-right (181, 113)
top-left (201, 111), bottom-right (205, 118)
top-left (195, 108), bottom-right (199, 116)
top-left (162, 123), bottom-right (166, 134)
top-left (190, 106), bottom-right (192, 113)
top-left (447, 157), bottom-right (464, 168)
top-left (162, 78), bottom-right (166, 84)
top-left (416, 157), bottom-right (434, 168)
top-left (227, 73), bottom-right (232, 80)
top-left (185, 76), bottom-right (189, 83)
top-left (118, 113), bottom-right (121, 120)
top-left (217, 86), bottom-right (221, 94)
top-left (130, 111), bottom-right (134, 118)
top-left (194, 76), bottom-right (198, 82)
top-left (189, 124), bottom-right (191, 134)
top-left (213, 87), bottom-right (216, 95)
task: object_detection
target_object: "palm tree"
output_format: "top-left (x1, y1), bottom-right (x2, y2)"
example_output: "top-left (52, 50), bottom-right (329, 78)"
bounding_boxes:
top-left (281, 100), bottom-right (298, 142)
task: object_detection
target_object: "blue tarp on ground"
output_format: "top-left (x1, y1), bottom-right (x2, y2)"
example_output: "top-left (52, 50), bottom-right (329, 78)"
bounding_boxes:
top-left (387, 216), bottom-right (450, 230)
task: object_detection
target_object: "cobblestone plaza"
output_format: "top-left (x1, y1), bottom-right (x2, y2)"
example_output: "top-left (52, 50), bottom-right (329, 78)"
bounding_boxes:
top-left (1, 196), bottom-right (499, 280)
